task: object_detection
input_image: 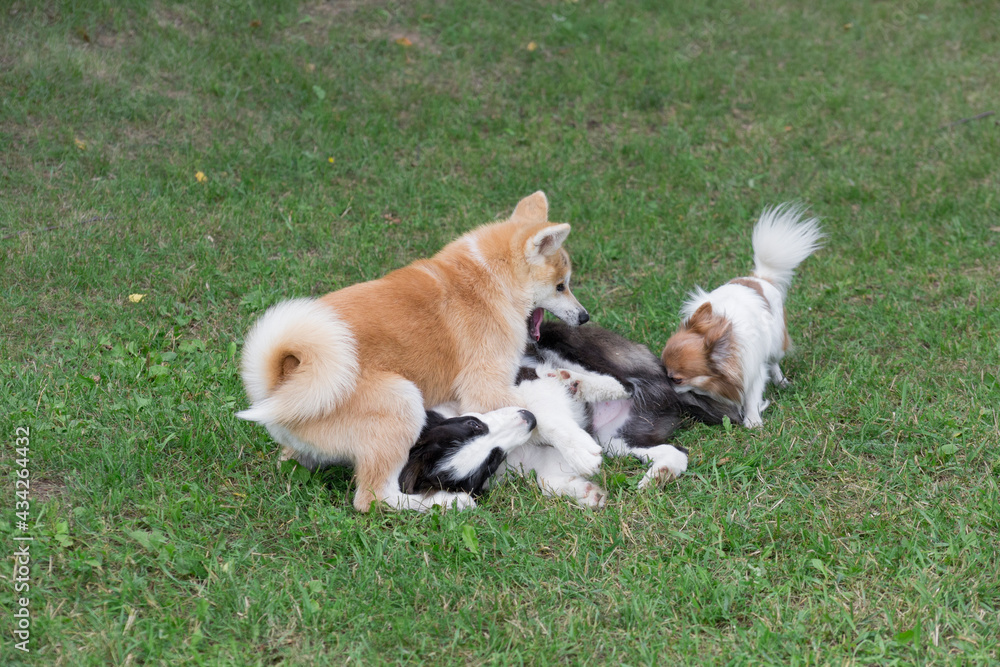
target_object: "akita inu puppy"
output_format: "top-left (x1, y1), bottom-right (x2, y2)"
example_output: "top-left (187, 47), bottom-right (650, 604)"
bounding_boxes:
top-left (237, 192), bottom-right (595, 512)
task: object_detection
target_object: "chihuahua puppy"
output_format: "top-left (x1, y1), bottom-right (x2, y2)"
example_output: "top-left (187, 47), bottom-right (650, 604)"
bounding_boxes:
top-left (661, 204), bottom-right (824, 427)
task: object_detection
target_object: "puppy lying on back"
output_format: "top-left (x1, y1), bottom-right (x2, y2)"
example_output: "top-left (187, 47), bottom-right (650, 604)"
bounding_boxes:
top-left (661, 204), bottom-right (824, 427)
top-left (402, 321), bottom-right (741, 508)
top-left (399, 363), bottom-right (620, 503)
top-left (524, 320), bottom-right (743, 503)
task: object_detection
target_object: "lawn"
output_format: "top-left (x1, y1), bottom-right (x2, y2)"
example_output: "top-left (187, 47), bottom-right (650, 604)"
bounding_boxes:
top-left (1, 0), bottom-right (998, 664)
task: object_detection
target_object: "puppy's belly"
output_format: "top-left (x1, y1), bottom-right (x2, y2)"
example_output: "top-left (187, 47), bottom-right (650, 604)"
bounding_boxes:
top-left (591, 399), bottom-right (631, 441)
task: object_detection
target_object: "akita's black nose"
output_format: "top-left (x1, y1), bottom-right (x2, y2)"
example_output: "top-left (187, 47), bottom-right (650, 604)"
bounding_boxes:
top-left (577, 310), bottom-right (590, 325)
top-left (518, 409), bottom-right (537, 431)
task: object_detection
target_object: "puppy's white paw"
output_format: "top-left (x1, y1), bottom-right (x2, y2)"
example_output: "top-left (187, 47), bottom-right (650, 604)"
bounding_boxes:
top-left (582, 376), bottom-right (630, 402)
top-left (423, 490), bottom-right (476, 511)
top-left (538, 475), bottom-right (607, 509)
top-left (561, 478), bottom-right (607, 509)
top-left (546, 369), bottom-right (582, 397)
top-left (636, 445), bottom-right (689, 489)
top-left (558, 438), bottom-right (604, 477)
top-left (744, 415), bottom-right (764, 428)
top-left (574, 373), bottom-right (629, 402)
top-left (769, 363), bottom-right (791, 388)
top-left (547, 369), bottom-right (629, 403)
top-left (638, 466), bottom-right (681, 489)
top-left (576, 480), bottom-right (607, 509)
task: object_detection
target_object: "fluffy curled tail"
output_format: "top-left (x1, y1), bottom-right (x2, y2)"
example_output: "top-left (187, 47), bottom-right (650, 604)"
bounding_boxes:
top-left (751, 203), bottom-right (825, 296)
top-left (237, 298), bottom-right (359, 425)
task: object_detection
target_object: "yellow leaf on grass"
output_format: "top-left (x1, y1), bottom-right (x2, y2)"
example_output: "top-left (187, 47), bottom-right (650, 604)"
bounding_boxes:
top-left (395, 37), bottom-right (412, 47)
top-left (527, 41), bottom-right (538, 52)
top-left (128, 294), bottom-right (146, 303)
top-left (75, 138), bottom-right (87, 150)
top-left (195, 171), bottom-right (207, 183)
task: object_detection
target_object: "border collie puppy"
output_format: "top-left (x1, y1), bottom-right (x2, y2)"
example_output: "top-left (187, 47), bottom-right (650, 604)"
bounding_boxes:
top-left (402, 322), bottom-right (743, 508)
top-left (661, 204), bottom-right (824, 427)
top-left (526, 320), bottom-right (744, 492)
top-left (399, 407), bottom-right (536, 497)
top-left (502, 362), bottom-right (630, 508)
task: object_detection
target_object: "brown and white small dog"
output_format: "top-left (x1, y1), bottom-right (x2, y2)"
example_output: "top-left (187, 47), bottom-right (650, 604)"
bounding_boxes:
top-left (660, 205), bottom-right (824, 427)
top-left (237, 192), bottom-right (595, 512)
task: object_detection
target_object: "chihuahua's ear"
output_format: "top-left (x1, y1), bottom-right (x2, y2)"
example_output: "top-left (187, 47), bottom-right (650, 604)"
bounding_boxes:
top-left (526, 223), bottom-right (571, 261)
top-left (511, 191), bottom-right (549, 224)
top-left (704, 320), bottom-right (734, 366)
top-left (687, 302), bottom-right (714, 333)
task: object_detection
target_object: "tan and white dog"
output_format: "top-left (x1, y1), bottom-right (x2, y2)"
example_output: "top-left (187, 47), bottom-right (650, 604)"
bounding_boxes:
top-left (237, 192), bottom-right (596, 512)
top-left (661, 204), bottom-right (824, 427)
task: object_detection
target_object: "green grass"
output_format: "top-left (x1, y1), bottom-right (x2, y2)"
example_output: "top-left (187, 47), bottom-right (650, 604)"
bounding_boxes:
top-left (2, 0), bottom-right (999, 664)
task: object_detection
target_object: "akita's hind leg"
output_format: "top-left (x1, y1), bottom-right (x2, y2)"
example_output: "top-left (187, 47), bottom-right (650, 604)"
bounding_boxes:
top-left (348, 376), bottom-right (474, 512)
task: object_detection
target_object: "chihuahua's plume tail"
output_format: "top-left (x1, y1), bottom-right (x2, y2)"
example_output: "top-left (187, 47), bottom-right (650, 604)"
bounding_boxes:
top-left (751, 204), bottom-right (825, 296)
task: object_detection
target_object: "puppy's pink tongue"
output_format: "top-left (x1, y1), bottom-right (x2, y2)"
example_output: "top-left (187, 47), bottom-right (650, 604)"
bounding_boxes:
top-left (530, 308), bottom-right (544, 341)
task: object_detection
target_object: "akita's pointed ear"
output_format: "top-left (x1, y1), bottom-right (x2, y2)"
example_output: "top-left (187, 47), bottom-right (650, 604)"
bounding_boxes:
top-left (526, 223), bottom-right (571, 261)
top-left (511, 191), bottom-right (549, 224)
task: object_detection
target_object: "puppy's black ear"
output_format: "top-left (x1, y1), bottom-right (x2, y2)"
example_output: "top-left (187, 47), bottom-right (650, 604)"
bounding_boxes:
top-left (418, 411), bottom-right (448, 441)
top-left (398, 460), bottom-right (423, 494)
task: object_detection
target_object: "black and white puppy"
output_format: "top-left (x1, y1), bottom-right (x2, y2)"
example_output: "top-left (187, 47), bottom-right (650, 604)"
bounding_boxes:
top-left (501, 361), bottom-right (629, 508)
top-left (399, 406), bottom-right (536, 497)
top-left (401, 322), bottom-right (742, 509)
top-left (515, 320), bottom-right (744, 494)
top-left (400, 369), bottom-right (615, 506)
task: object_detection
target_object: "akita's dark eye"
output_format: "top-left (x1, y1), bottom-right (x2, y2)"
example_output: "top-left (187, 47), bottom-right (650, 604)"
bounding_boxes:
top-left (465, 419), bottom-right (483, 431)
top-left (556, 283), bottom-right (566, 292)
